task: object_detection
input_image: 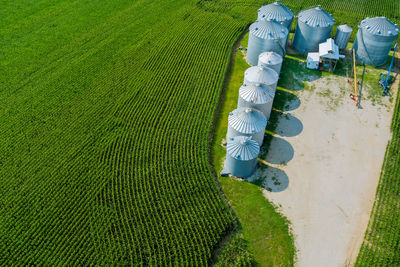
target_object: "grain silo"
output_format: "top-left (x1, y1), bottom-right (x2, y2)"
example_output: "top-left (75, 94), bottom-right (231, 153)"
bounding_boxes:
top-left (353, 17), bottom-right (399, 66)
top-left (247, 19), bottom-right (289, 65)
top-left (237, 83), bottom-right (275, 120)
top-left (257, 2), bottom-right (294, 31)
top-left (292, 6), bottom-right (335, 54)
top-left (225, 136), bottom-right (260, 178)
top-left (243, 66), bottom-right (279, 91)
top-left (258, 51), bottom-right (283, 75)
top-left (227, 108), bottom-right (267, 146)
top-left (334, 24), bottom-right (353, 51)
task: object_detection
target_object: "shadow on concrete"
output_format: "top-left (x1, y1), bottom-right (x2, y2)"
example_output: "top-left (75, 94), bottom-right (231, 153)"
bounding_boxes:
top-left (249, 166), bottom-right (289, 192)
top-left (273, 90), bottom-right (301, 112)
top-left (264, 136), bottom-right (294, 165)
top-left (273, 112), bottom-right (303, 137)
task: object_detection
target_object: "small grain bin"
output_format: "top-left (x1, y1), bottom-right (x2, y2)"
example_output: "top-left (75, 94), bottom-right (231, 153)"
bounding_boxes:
top-left (244, 66), bottom-right (279, 91)
top-left (293, 6), bottom-right (335, 54)
top-left (334, 24), bottom-right (352, 51)
top-left (247, 20), bottom-right (289, 65)
top-left (353, 17), bottom-right (399, 66)
top-left (258, 51), bottom-right (283, 75)
top-left (227, 108), bottom-right (267, 146)
top-left (257, 2), bottom-right (294, 31)
top-left (237, 83), bottom-right (275, 120)
top-left (225, 136), bottom-right (260, 178)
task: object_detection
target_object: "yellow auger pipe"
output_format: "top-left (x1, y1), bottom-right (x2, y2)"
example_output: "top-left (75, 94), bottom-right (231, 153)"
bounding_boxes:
top-left (353, 48), bottom-right (357, 96)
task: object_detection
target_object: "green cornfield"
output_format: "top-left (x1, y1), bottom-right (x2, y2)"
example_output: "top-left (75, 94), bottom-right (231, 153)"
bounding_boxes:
top-left (0, 0), bottom-right (399, 265)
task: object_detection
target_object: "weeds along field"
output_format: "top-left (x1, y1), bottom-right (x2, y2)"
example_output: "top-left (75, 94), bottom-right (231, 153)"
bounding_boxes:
top-left (0, 0), bottom-right (266, 265)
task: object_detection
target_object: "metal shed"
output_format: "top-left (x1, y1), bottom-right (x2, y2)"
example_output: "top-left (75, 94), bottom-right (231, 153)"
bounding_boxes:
top-left (353, 17), bottom-right (399, 66)
top-left (247, 20), bottom-right (289, 65)
top-left (243, 66), bottom-right (279, 91)
top-left (292, 6), bottom-right (335, 54)
top-left (257, 2), bottom-right (294, 31)
top-left (258, 51), bottom-right (283, 75)
top-left (227, 108), bottom-right (267, 146)
top-left (225, 136), bottom-right (260, 178)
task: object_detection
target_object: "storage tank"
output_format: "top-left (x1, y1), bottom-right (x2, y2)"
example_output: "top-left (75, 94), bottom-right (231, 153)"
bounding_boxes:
top-left (292, 6), bottom-right (335, 54)
top-left (353, 17), bottom-right (399, 66)
top-left (334, 24), bottom-right (352, 51)
top-left (258, 51), bottom-right (283, 75)
top-left (243, 66), bottom-right (279, 91)
top-left (237, 83), bottom-right (275, 120)
top-left (227, 108), bottom-right (267, 146)
top-left (247, 19), bottom-right (289, 65)
top-left (257, 2), bottom-right (294, 31)
top-left (225, 136), bottom-right (260, 178)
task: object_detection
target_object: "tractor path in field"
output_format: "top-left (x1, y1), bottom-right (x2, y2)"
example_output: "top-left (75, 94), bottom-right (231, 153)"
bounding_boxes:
top-left (258, 75), bottom-right (395, 267)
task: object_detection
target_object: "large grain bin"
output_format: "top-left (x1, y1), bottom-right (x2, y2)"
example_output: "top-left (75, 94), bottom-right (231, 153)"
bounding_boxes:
top-left (247, 20), bottom-right (289, 65)
top-left (225, 136), bottom-right (260, 178)
top-left (353, 17), bottom-right (399, 66)
top-left (244, 66), bottom-right (279, 91)
top-left (238, 83), bottom-right (275, 120)
top-left (227, 108), bottom-right (267, 146)
top-left (334, 24), bottom-right (352, 51)
top-left (292, 6), bottom-right (335, 54)
top-left (258, 51), bottom-right (283, 75)
top-left (257, 2), bottom-right (294, 31)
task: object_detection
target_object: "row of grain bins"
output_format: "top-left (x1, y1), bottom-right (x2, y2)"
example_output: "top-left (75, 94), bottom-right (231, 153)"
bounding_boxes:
top-left (222, 2), bottom-right (290, 178)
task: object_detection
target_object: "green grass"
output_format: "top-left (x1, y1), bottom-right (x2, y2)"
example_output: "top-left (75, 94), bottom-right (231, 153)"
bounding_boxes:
top-left (211, 32), bottom-right (295, 266)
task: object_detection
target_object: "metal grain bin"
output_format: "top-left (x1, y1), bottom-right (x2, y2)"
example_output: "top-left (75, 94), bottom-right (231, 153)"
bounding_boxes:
top-left (238, 83), bottom-right (275, 120)
top-left (244, 66), bottom-right (279, 91)
top-left (334, 24), bottom-right (352, 51)
top-left (247, 20), bottom-right (289, 65)
top-left (293, 6), bottom-right (335, 54)
top-left (227, 108), bottom-right (267, 146)
top-left (258, 51), bottom-right (283, 75)
top-left (257, 2), bottom-right (294, 31)
top-left (225, 136), bottom-right (260, 178)
top-left (353, 17), bottom-right (399, 66)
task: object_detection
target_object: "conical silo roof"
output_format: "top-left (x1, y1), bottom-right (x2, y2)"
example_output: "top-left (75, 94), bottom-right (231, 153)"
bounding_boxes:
top-left (239, 83), bottom-right (274, 104)
top-left (244, 66), bottom-right (279, 86)
top-left (228, 108), bottom-right (267, 134)
top-left (298, 6), bottom-right (335, 27)
top-left (258, 2), bottom-right (294, 24)
top-left (249, 20), bottom-right (289, 40)
top-left (227, 136), bottom-right (260, 161)
top-left (258, 51), bottom-right (283, 66)
top-left (359, 17), bottom-right (399, 37)
top-left (337, 24), bottom-right (352, 33)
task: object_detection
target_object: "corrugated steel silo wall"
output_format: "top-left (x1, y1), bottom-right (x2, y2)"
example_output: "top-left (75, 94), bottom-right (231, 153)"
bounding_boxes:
top-left (293, 21), bottom-right (333, 54)
top-left (227, 126), bottom-right (265, 146)
top-left (237, 97), bottom-right (273, 120)
top-left (335, 29), bottom-right (352, 50)
top-left (247, 35), bottom-right (287, 66)
top-left (353, 29), bottom-right (397, 66)
top-left (225, 154), bottom-right (258, 178)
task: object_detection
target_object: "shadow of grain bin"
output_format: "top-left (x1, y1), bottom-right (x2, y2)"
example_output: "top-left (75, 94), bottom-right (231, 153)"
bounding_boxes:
top-left (250, 166), bottom-right (289, 192)
top-left (265, 136), bottom-right (294, 165)
top-left (274, 112), bottom-right (303, 137)
top-left (273, 90), bottom-right (301, 112)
